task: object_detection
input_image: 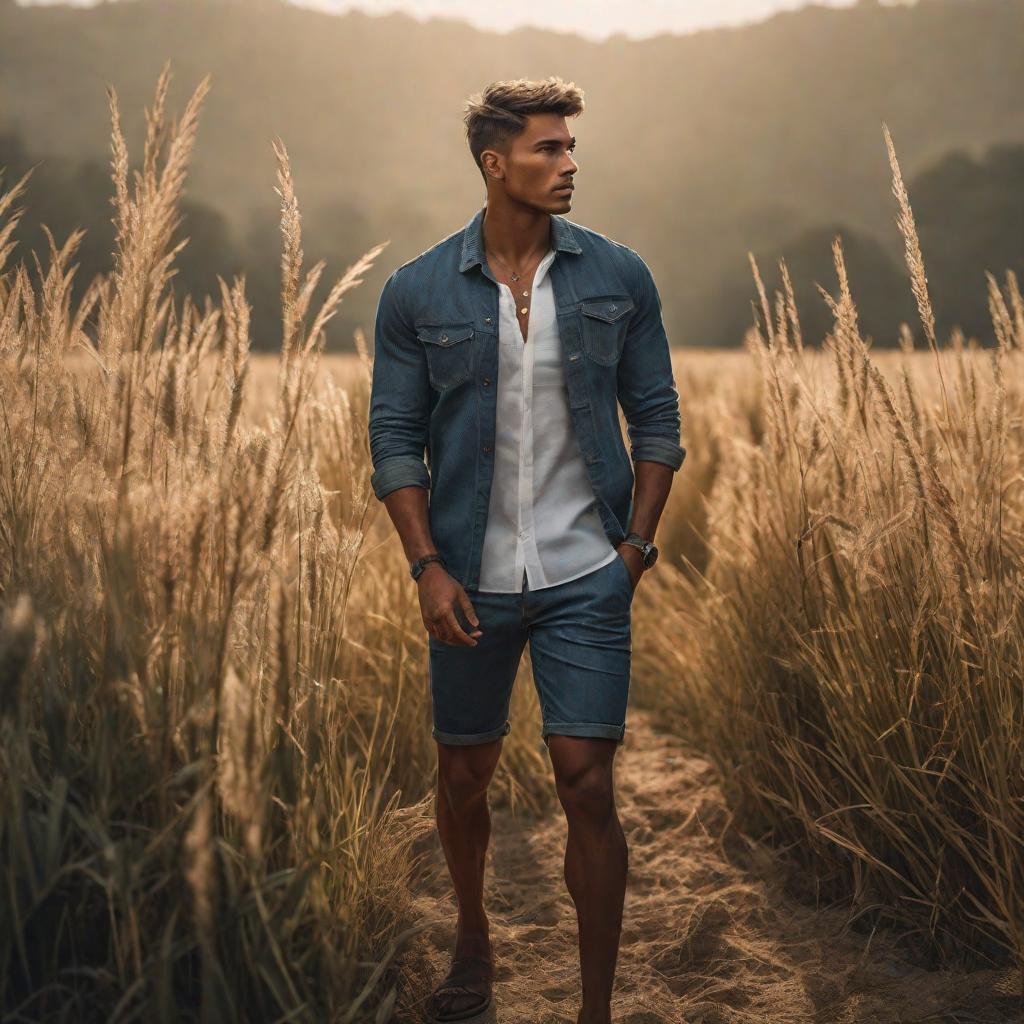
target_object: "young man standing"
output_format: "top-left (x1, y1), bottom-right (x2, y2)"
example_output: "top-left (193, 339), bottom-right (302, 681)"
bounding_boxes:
top-left (367, 77), bottom-right (685, 1024)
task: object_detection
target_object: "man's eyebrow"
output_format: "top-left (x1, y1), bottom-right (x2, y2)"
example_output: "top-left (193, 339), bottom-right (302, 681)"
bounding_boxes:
top-left (533, 136), bottom-right (576, 148)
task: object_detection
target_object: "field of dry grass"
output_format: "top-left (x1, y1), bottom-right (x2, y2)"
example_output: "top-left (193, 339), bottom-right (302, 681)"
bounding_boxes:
top-left (1, 66), bottom-right (1022, 1022)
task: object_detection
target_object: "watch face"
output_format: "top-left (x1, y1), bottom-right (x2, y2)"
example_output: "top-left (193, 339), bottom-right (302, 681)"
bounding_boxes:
top-left (644, 546), bottom-right (658, 568)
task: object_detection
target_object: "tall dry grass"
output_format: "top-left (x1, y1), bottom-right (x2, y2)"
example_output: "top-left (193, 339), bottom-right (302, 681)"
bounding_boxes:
top-left (4, 59), bottom-right (1022, 1020)
top-left (0, 63), bottom-right (562, 1022)
top-left (635, 124), bottom-right (1024, 984)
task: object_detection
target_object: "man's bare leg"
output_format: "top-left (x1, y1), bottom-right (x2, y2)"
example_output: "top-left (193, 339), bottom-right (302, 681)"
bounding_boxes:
top-left (434, 737), bottom-right (504, 965)
top-left (547, 734), bottom-right (627, 1024)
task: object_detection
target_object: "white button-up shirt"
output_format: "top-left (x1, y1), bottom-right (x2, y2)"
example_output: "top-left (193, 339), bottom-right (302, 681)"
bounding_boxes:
top-left (477, 247), bottom-right (619, 593)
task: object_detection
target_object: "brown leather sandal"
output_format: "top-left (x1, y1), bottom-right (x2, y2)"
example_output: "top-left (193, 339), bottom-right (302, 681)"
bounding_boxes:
top-left (427, 953), bottom-right (494, 1022)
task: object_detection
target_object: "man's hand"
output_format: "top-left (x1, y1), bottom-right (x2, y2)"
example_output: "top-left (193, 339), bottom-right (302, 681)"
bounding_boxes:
top-left (616, 542), bottom-right (644, 593)
top-left (417, 564), bottom-right (483, 646)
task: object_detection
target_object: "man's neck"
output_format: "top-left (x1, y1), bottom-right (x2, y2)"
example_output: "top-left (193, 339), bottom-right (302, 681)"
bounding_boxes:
top-left (481, 196), bottom-right (553, 267)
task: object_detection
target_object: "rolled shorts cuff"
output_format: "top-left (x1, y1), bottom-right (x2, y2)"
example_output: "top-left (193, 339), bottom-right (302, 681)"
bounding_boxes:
top-left (542, 721), bottom-right (626, 743)
top-left (432, 720), bottom-right (511, 746)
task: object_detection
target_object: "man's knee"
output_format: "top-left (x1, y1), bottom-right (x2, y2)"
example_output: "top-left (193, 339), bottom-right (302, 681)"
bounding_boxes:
top-left (553, 760), bottom-right (615, 819)
top-left (437, 743), bottom-right (500, 808)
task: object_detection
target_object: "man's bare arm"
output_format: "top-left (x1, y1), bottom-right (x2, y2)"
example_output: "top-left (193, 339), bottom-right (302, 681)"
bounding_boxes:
top-left (381, 484), bottom-right (439, 566)
top-left (626, 460), bottom-right (674, 542)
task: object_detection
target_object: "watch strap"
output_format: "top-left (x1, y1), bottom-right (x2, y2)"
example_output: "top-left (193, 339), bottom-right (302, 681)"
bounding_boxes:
top-left (623, 532), bottom-right (658, 569)
top-left (410, 553), bottom-right (446, 581)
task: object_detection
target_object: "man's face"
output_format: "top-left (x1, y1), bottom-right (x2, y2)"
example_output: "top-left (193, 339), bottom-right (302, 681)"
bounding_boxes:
top-left (484, 112), bottom-right (578, 212)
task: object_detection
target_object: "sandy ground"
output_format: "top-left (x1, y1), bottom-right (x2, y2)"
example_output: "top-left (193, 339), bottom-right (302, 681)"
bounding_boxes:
top-left (396, 708), bottom-right (1022, 1024)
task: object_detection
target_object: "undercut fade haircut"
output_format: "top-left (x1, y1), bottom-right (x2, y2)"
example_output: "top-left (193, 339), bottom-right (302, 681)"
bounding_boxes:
top-left (463, 76), bottom-right (585, 181)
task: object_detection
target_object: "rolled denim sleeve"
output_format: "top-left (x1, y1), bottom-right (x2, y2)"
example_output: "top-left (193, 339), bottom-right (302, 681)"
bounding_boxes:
top-left (367, 268), bottom-right (432, 500)
top-left (616, 250), bottom-right (686, 471)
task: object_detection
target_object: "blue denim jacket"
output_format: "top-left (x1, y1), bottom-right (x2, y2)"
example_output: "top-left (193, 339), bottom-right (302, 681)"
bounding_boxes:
top-left (367, 204), bottom-right (686, 592)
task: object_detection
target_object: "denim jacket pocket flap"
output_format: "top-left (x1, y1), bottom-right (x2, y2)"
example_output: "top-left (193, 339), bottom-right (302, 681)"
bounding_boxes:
top-left (415, 323), bottom-right (474, 390)
top-left (579, 298), bottom-right (634, 324)
top-left (416, 324), bottom-right (474, 347)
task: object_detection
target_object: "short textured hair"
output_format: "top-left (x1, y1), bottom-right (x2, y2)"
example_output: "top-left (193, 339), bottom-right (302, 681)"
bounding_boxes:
top-left (463, 76), bottom-right (585, 179)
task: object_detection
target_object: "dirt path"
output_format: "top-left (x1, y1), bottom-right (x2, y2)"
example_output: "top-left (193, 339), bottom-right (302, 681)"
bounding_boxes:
top-left (397, 708), bottom-right (1021, 1024)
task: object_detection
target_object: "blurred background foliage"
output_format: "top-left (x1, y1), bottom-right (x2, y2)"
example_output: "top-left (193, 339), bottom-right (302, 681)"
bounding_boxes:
top-left (0, 0), bottom-right (1022, 351)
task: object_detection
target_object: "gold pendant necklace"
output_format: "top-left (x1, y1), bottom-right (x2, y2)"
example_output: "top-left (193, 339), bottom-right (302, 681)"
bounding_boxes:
top-left (487, 247), bottom-right (544, 315)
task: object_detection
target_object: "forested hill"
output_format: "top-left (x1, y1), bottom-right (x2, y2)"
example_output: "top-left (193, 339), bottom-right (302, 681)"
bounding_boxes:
top-left (1, 0), bottom-right (1021, 348)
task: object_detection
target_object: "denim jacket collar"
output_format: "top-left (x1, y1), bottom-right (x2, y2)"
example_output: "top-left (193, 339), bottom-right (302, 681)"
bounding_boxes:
top-left (458, 204), bottom-right (583, 274)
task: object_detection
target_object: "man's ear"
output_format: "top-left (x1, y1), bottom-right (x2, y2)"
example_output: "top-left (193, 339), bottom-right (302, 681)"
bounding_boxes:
top-left (480, 151), bottom-right (504, 181)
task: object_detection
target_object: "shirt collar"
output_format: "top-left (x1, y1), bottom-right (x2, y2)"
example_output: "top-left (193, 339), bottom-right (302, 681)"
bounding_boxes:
top-left (458, 204), bottom-right (582, 274)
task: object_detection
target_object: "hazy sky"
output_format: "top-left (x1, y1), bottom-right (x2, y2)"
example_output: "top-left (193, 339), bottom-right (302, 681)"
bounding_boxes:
top-left (18, 0), bottom-right (920, 40)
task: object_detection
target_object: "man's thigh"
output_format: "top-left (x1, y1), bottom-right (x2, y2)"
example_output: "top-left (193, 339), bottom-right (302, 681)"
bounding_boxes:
top-left (428, 589), bottom-right (527, 745)
top-left (527, 555), bottom-right (633, 745)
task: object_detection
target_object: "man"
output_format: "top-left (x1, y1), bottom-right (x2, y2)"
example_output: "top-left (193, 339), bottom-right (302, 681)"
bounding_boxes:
top-left (367, 76), bottom-right (685, 1024)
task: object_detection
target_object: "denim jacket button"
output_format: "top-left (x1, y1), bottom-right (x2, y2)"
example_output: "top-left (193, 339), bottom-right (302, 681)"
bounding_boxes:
top-left (482, 377), bottom-right (491, 386)
top-left (483, 444), bottom-right (492, 453)
top-left (609, 304), bottom-right (617, 313)
top-left (440, 333), bottom-right (448, 343)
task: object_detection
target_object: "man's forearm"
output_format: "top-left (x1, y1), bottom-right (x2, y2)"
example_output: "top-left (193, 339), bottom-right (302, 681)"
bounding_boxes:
top-left (381, 485), bottom-right (439, 564)
top-left (625, 460), bottom-right (675, 541)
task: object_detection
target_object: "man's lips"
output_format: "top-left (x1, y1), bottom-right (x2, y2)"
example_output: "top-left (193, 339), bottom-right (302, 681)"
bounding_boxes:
top-left (554, 184), bottom-right (575, 192)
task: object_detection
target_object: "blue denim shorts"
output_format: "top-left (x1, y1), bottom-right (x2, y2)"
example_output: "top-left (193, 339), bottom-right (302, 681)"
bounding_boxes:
top-left (428, 554), bottom-right (634, 745)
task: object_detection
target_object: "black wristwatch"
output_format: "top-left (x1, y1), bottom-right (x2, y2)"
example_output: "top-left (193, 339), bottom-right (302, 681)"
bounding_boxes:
top-left (622, 532), bottom-right (659, 569)
top-left (410, 553), bottom-right (446, 581)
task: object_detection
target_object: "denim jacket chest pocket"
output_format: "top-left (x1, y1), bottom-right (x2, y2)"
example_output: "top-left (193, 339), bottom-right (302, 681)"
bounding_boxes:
top-left (578, 296), bottom-right (635, 366)
top-left (415, 323), bottom-right (474, 390)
